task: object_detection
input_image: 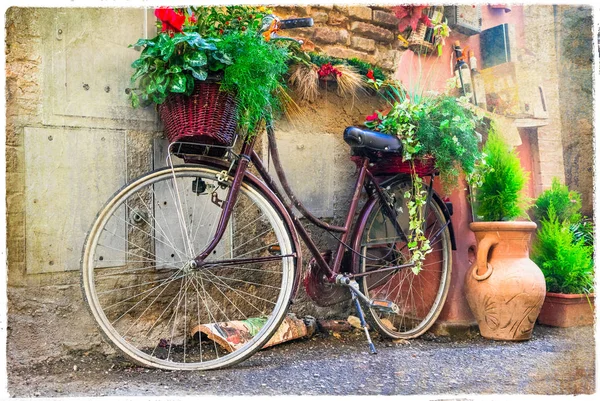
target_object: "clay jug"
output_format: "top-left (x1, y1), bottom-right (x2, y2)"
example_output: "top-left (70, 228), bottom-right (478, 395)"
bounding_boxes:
top-left (465, 221), bottom-right (546, 340)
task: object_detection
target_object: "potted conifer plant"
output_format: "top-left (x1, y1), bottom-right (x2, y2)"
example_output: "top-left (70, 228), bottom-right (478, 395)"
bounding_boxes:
top-left (465, 126), bottom-right (546, 341)
top-left (531, 178), bottom-right (595, 327)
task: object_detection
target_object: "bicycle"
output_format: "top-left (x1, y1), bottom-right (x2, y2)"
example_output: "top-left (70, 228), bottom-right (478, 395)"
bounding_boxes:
top-left (81, 16), bottom-right (455, 371)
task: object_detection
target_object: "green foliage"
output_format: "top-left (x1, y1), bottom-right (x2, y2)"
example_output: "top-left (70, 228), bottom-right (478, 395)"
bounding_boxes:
top-left (418, 95), bottom-right (481, 187)
top-left (532, 206), bottom-right (594, 294)
top-left (216, 31), bottom-right (289, 135)
top-left (533, 177), bottom-right (582, 224)
top-left (129, 33), bottom-right (218, 105)
top-left (308, 52), bottom-right (386, 81)
top-left (192, 5), bottom-right (268, 38)
top-left (364, 94), bottom-right (482, 190)
top-left (129, 6), bottom-right (287, 137)
top-left (474, 126), bottom-right (528, 221)
top-left (570, 219), bottom-right (594, 248)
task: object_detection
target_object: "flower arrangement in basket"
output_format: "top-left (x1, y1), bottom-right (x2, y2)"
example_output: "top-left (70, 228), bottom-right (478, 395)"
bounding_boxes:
top-left (362, 75), bottom-right (485, 272)
top-left (129, 6), bottom-right (293, 149)
top-left (393, 5), bottom-right (450, 56)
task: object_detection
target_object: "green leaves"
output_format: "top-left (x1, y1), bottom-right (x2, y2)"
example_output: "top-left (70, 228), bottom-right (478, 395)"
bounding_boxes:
top-left (168, 73), bottom-right (187, 93)
top-left (474, 126), bottom-right (528, 221)
top-left (184, 51), bottom-right (207, 67)
top-left (532, 206), bottom-right (594, 294)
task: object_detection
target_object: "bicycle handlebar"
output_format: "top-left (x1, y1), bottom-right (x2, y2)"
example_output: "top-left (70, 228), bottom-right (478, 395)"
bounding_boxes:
top-left (278, 17), bottom-right (314, 30)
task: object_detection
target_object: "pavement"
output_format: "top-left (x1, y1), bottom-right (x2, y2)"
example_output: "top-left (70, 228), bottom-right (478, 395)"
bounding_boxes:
top-left (6, 323), bottom-right (596, 398)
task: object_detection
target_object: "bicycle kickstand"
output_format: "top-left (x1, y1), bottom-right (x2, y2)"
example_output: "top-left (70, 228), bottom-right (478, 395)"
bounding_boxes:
top-left (348, 280), bottom-right (377, 354)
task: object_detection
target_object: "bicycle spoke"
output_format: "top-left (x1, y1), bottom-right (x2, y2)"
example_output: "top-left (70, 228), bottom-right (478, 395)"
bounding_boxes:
top-left (82, 166), bottom-right (294, 370)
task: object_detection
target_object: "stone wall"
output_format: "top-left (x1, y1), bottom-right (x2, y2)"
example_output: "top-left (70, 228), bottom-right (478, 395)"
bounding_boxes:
top-left (556, 5), bottom-right (594, 216)
top-left (273, 5), bottom-right (403, 71)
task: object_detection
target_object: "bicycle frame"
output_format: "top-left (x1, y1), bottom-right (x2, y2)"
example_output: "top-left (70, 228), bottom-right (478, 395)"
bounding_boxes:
top-left (185, 123), bottom-right (451, 290)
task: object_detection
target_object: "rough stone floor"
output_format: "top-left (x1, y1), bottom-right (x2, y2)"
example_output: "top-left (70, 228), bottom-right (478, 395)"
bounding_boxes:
top-left (6, 325), bottom-right (595, 397)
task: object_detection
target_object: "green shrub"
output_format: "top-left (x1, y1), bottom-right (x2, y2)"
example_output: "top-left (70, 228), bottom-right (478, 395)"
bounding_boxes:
top-left (532, 206), bottom-right (594, 294)
top-left (533, 177), bottom-right (582, 224)
top-left (570, 219), bottom-right (594, 248)
top-left (473, 126), bottom-right (528, 221)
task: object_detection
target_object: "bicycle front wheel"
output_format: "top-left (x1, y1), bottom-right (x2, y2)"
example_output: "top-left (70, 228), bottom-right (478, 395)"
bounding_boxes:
top-left (81, 165), bottom-right (296, 370)
top-left (358, 179), bottom-right (452, 339)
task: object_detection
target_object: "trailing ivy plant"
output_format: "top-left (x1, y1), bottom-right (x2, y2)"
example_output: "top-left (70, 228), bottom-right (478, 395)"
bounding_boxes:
top-left (363, 81), bottom-right (484, 272)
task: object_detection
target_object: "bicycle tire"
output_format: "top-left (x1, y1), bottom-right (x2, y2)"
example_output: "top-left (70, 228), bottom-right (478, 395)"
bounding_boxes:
top-left (81, 165), bottom-right (296, 370)
top-left (357, 179), bottom-right (452, 339)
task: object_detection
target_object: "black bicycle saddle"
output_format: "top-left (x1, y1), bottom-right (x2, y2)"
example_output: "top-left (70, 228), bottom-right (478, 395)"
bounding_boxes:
top-left (343, 126), bottom-right (402, 153)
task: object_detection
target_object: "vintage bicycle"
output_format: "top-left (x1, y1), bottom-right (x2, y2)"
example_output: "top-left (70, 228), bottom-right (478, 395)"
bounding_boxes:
top-left (81, 16), bottom-right (454, 370)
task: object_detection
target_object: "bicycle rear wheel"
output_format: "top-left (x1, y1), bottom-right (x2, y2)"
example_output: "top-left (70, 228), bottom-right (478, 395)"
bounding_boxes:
top-left (358, 179), bottom-right (452, 339)
top-left (81, 165), bottom-right (296, 370)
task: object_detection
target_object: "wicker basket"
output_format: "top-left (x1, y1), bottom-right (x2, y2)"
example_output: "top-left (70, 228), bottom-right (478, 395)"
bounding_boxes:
top-left (407, 6), bottom-right (444, 56)
top-left (157, 80), bottom-right (238, 149)
top-left (407, 22), bottom-right (434, 55)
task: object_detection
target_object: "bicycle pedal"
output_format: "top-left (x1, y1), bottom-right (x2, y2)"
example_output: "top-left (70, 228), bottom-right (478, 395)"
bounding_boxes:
top-left (369, 299), bottom-right (399, 314)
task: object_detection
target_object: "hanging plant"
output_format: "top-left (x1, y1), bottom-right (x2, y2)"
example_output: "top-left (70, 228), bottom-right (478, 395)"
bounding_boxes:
top-left (392, 5), bottom-right (432, 33)
top-left (363, 79), bottom-right (484, 272)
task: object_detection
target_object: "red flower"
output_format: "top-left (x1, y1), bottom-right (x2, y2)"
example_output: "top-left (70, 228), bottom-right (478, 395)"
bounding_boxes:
top-left (366, 69), bottom-right (375, 80)
top-left (365, 112), bottom-right (380, 122)
top-left (155, 7), bottom-right (186, 33)
top-left (392, 5), bottom-right (432, 32)
top-left (318, 63), bottom-right (342, 78)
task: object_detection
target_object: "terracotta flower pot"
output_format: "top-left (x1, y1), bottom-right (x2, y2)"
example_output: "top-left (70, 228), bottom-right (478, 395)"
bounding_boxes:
top-left (465, 221), bottom-right (546, 340)
top-left (537, 292), bottom-right (595, 327)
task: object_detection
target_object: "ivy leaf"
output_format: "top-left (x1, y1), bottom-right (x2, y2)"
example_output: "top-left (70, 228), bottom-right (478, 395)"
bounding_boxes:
top-left (151, 91), bottom-right (167, 104)
top-left (188, 67), bottom-right (208, 81)
top-left (146, 78), bottom-right (159, 95)
top-left (130, 38), bottom-right (155, 48)
top-left (131, 58), bottom-right (146, 69)
top-left (211, 50), bottom-right (233, 65)
top-left (130, 63), bottom-right (149, 83)
top-left (169, 74), bottom-right (187, 93)
top-left (167, 65), bottom-right (182, 74)
top-left (130, 91), bottom-right (140, 108)
top-left (184, 51), bottom-right (208, 67)
top-left (157, 35), bottom-right (175, 61)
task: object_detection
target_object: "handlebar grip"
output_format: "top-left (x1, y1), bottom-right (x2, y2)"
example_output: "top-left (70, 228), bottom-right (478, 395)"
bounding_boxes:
top-left (279, 18), bottom-right (314, 30)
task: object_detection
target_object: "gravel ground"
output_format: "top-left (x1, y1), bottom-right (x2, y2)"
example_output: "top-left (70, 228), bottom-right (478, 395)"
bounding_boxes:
top-left (6, 324), bottom-right (596, 398)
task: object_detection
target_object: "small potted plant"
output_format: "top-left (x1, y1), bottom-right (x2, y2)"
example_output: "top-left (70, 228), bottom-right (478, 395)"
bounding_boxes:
top-left (129, 6), bottom-right (291, 148)
top-left (465, 126), bottom-right (546, 341)
top-left (531, 178), bottom-right (595, 327)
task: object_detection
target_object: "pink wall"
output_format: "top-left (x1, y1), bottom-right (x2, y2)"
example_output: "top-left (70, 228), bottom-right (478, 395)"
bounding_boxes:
top-left (393, 6), bottom-right (525, 95)
top-left (392, 5), bottom-right (533, 328)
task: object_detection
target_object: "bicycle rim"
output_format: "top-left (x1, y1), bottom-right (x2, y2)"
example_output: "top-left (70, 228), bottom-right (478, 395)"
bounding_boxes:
top-left (360, 181), bottom-right (452, 339)
top-left (81, 165), bottom-right (295, 370)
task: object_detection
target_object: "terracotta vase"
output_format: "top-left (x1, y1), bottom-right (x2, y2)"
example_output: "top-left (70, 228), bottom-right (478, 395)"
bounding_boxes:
top-left (465, 221), bottom-right (546, 340)
top-left (537, 292), bottom-right (595, 327)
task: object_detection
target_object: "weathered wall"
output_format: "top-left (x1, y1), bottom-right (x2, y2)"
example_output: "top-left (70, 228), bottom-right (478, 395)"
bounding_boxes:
top-left (5, 5), bottom-right (591, 369)
top-left (556, 5), bottom-right (594, 216)
top-left (4, 7), bottom-right (388, 367)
